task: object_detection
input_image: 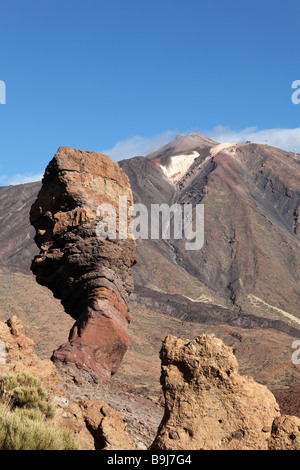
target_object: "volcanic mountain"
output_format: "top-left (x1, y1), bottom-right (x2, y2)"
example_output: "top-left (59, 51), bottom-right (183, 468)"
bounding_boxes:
top-left (0, 134), bottom-right (300, 409)
top-left (0, 133), bottom-right (300, 333)
top-left (120, 133), bottom-right (300, 326)
top-left (0, 182), bottom-right (40, 273)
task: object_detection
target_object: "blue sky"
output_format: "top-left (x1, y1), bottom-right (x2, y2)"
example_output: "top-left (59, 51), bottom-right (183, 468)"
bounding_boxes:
top-left (0, 0), bottom-right (300, 185)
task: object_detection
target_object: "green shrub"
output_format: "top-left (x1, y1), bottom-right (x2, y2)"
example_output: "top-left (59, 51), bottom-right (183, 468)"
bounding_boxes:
top-left (1, 370), bottom-right (40, 390)
top-left (0, 404), bottom-right (79, 450)
top-left (0, 371), bottom-right (79, 450)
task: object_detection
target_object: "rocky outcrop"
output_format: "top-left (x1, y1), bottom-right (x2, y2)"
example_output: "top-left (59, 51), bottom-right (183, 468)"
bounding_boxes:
top-left (79, 401), bottom-right (134, 450)
top-left (2, 316), bottom-right (300, 451)
top-left (50, 398), bottom-right (134, 450)
top-left (151, 334), bottom-right (282, 450)
top-left (0, 316), bottom-right (134, 450)
top-left (30, 147), bottom-right (136, 383)
top-left (268, 415), bottom-right (300, 450)
top-left (0, 315), bottom-right (57, 391)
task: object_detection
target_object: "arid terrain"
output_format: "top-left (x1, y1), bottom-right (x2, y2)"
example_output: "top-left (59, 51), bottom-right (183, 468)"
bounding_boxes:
top-left (0, 134), bottom-right (300, 447)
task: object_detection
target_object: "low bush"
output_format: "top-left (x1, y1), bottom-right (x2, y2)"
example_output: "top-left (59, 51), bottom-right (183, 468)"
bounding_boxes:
top-left (0, 404), bottom-right (79, 450)
top-left (0, 371), bottom-right (79, 450)
top-left (1, 370), bottom-right (55, 418)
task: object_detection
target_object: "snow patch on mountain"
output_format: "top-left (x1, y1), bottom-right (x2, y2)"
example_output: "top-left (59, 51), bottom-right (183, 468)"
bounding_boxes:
top-left (210, 143), bottom-right (236, 156)
top-left (160, 151), bottom-right (200, 183)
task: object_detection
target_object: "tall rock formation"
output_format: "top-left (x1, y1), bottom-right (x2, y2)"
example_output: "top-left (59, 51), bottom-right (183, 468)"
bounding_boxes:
top-left (151, 334), bottom-right (282, 450)
top-left (30, 146), bottom-right (136, 383)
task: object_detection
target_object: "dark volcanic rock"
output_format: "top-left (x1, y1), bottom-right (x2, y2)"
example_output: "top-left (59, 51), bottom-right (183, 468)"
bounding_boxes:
top-left (30, 146), bottom-right (136, 382)
top-left (131, 286), bottom-right (300, 338)
top-left (0, 182), bottom-right (41, 273)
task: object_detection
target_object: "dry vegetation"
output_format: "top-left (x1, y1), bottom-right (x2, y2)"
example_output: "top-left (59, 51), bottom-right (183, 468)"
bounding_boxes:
top-left (0, 371), bottom-right (79, 450)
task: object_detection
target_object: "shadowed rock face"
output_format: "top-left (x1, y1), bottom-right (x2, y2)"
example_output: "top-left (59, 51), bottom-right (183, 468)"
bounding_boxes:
top-left (30, 146), bottom-right (136, 382)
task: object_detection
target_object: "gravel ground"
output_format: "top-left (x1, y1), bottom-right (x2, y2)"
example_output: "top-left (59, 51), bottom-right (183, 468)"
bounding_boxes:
top-left (56, 363), bottom-right (164, 449)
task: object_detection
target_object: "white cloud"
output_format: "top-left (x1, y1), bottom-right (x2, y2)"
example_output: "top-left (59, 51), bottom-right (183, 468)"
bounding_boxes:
top-left (0, 172), bottom-right (43, 186)
top-left (102, 126), bottom-right (300, 161)
top-left (1, 126), bottom-right (300, 187)
top-left (101, 130), bottom-right (178, 161)
top-left (206, 125), bottom-right (300, 153)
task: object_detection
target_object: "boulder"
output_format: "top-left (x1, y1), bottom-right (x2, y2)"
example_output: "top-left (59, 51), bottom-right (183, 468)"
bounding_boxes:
top-left (268, 415), bottom-right (300, 450)
top-left (79, 401), bottom-right (134, 450)
top-left (151, 334), bottom-right (281, 450)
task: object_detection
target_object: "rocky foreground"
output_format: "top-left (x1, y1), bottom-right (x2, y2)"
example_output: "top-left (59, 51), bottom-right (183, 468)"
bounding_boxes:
top-left (1, 315), bottom-right (300, 450)
top-left (0, 140), bottom-right (299, 449)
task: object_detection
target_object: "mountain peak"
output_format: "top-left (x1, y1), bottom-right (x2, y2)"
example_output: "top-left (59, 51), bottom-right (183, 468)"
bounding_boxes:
top-left (146, 132), bottom-right (217, 163)
top-left (177, 132), bottom-right (218, 144)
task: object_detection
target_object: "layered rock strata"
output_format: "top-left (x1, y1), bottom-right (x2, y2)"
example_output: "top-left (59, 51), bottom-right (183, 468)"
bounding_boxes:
top-left (30, 147), bottom-right (136, 382)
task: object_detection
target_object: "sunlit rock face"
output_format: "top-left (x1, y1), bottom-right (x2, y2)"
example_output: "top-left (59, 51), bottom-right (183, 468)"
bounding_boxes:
top-left (151, 334), bottom-right (281, 450)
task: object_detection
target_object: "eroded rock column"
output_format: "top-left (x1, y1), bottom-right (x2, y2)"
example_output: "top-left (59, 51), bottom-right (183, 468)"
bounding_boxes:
top-left (30, 146), bottom-right (136, 383)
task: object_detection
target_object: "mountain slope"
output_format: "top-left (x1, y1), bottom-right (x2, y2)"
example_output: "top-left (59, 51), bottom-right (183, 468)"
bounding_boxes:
top-left (0, 134), bottom-right (299, 327)
top-left (0, 271), bottom-right (299, 401)
top-left (0, 136), bottom-right (299, 415)
top-left (119, 135), bottom-right (300, 320)
top-left (0, 182), bottom-right (41, 273)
